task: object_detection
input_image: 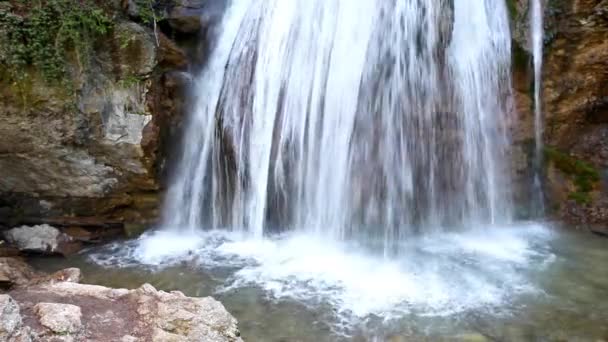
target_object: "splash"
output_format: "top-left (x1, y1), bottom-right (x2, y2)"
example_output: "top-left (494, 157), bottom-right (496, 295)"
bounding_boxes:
top-left (89, 223), bottom-right (554, 323)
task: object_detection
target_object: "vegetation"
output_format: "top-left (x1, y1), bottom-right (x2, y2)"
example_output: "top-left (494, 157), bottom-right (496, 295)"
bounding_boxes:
top-left (506, 0), bottom-right (518, 21)
top-left (545, 147), bottom-right (600, 204)
top-left (0, 0), bottom-right (113, 83)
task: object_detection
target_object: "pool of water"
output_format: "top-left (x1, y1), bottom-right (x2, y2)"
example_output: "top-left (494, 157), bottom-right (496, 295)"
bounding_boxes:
top-left (29, 222), bottom-right (608, 341)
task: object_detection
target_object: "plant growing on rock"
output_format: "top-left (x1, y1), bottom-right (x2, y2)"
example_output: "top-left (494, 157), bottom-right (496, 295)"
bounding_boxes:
top-left (0, 0), bottom-right (113, 83)
top-left (545, 147), bottom-right (601, 205)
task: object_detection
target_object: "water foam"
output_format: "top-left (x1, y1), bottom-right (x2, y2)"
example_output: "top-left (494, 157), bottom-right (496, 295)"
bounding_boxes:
top-left (89, 223), bottom-right (555, 321)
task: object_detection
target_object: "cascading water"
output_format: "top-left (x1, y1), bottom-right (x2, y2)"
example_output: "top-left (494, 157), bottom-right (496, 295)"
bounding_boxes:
top-left (83, 1), bottom-right (568, 332)
top-left (163, 0), bottom-right (514, 250)
top-left (531, 0), bottom-right (545, 214)
top-left (44, 1), bottom-right (608, 338)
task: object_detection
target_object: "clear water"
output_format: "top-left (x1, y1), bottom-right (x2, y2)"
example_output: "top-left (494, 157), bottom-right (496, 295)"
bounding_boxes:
top-left (30, 224), bottom-right (608, 341)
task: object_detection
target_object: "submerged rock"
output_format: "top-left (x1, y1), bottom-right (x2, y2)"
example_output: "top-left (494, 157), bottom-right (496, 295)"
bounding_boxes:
top-left (3, 225), bottom-right (81, 256)
top-left (7, 276), bottom-right (243, 342)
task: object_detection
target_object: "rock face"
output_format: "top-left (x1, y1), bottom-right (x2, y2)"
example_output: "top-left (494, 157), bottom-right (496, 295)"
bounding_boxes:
top-left (512, 0), bottom-right (608, 227)
top-left (6, 280), bottom-right (242, 342)
top-left (0, 3), bottom-right (194, 228)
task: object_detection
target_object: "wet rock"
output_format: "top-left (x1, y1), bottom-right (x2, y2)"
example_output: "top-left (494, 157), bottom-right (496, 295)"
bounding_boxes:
top-left (158, 32), bottom-right (189, 69)
top-left (0, 258), bottom-right (39, 289)
top-left (590, 224), bottom-right (608, 237)
top-left (512, 0), bottom-right (608, 225)
top-left (168, 0), bottom-right (227, 34)
top-left (168, 0), bottom-right (206, 33)
top-left (38, 268), bottom-right (82, 285)
top-left (3, 225), bottom-right (82, 256)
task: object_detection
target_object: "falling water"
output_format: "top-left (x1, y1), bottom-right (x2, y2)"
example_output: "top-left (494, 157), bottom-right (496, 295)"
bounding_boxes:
top-left (163, 0), bottom-right (514, 251)
top-left (531, 0), bottom-right (545, 214)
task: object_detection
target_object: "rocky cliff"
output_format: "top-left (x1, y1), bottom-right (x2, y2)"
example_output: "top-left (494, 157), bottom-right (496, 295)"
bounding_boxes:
top-left (0, 0), bottom-right (223, 229)
top-left (512, 0), bottom-right (608, 230)
top-left (0, 0), bottom-right (606, 231)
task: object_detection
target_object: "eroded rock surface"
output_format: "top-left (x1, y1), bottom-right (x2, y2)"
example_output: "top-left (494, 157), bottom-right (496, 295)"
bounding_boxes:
top-left (512, 0), bottom-right (608, 226)
top-left (0, 2), bottom-right (195, 229)
top-left (6, 279), bottom-right (242, 342)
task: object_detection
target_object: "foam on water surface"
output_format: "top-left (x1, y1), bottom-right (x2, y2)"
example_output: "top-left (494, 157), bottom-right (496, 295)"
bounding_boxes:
top-left (90, 223), bottom-right (555, 322)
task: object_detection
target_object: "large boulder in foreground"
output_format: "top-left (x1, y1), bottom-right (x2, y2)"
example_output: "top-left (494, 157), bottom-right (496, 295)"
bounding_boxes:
top-left (6, 280), bottom-right (242, 342)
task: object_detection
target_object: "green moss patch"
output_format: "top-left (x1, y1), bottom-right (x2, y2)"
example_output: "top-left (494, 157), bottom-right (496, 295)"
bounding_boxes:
top-left (545, 147), bottom-right (600, 204)
top-left (0, 0), bottom-right (113, 83)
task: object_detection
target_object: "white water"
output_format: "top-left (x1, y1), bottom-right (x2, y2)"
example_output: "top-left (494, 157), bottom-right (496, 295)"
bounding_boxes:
top-left (131, 0), bottom-right (544, 328)
top-left (531, 0), bottom-right (545, 214)
top-left (91, 223), bottom-right (554, 324)
top-left (162, 0), bottom-right (514, 247)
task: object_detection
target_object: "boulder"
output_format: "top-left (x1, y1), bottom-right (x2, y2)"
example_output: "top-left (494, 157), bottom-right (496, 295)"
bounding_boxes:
top-left (0, 294), bottom-right (31, 342)
top-left (0, 295), bottom-right (22, 338)
top-left (34, 303), bottom-right (82, 335)
top-left (8, 279), bottom-right (242, 342)
top-left (0, 258), bottom-right (39, 289)
top-left (3, 225), bottom-right (82, 256)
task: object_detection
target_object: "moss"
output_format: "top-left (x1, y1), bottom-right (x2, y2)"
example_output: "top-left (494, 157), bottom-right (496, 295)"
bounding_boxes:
top-left (568, 192), bottom-right (592, 205)
top-left (506, 0), bottom-right (518, 21)
top-left (545, 147), bottom-right (600, 204)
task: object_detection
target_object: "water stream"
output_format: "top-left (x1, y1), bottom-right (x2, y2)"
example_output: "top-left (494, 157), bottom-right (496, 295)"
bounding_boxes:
top-left (531, 0), bottom-right (545, 215)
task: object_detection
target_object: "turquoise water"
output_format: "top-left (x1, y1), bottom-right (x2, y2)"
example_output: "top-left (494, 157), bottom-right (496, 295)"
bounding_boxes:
top-left (30, 224), bottom-right (608, 341)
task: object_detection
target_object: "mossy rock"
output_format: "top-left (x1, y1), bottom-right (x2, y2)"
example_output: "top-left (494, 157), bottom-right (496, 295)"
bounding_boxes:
top-left (114, 22), bottom-right (158, 78)
top-left (545, 147), bottom-right (600, 204)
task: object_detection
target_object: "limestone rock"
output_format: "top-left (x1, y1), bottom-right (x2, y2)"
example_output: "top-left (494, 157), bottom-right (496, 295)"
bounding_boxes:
top-left (512, 0), bottom-right (608, 224)
top-left (115, 22), bottom-right (157, 77)
top-left (8, 279), bottom-right (242, 342)
top-left (3, 225), bottom-right (81, 256)
top-left (34, 303), bottom-right (82, 335)
top-left (0, 0), bottom-right (189, 228)
top-left (0, 294), bottom-right (31, 342)
top-left (0, 295), bottom-right (22, 339)
top-left (0, 257), bottom-right (39, 289)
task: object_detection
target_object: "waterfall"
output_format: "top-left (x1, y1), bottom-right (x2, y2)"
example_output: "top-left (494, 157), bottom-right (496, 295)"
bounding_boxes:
top-left (531, 0), bottom-right (545, 214)
top-left (162, 0), bottom-right (514, 250)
